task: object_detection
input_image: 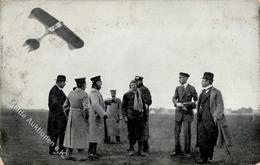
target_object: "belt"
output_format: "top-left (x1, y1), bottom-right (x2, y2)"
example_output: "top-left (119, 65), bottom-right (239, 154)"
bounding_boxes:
top-left (70, 107), bottom-right (82, 111)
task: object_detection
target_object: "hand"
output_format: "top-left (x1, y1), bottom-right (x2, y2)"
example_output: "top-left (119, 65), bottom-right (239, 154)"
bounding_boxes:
top-left (213, 118), bottom-right (217, 124)
top-left (182, 107), bottom-right (188, 111)
top-left (176, 103), bottom-right (184, 107)
top-left (103, 115), bottom-right (108, 120)
top-left (124, 118), bottom-right (128, 123)
top-left (145, 104), bottom-right (149, 110)
top-left (96, 115), bottom-right (101, 120)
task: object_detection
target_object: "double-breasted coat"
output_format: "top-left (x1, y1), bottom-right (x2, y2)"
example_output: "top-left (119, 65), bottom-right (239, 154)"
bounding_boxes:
top-left (47, 85), bottom-right (67, 137)
top-left (63, 88), bottom-right (89, 149)
top-left (88, 88), bottom-right (108, 143)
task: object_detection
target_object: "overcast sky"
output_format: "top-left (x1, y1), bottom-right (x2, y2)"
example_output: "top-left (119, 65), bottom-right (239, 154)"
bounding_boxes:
top-left (0, 0), bottom-right (259, 110)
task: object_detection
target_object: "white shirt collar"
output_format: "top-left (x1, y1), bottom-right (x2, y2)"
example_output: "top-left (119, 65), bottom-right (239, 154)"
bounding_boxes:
top-left (56, 84), bottom-right (63, 91)
top-left (204, 85), bottom-right (213, 93)
top-left (182, 83), bottom-right (188, 88)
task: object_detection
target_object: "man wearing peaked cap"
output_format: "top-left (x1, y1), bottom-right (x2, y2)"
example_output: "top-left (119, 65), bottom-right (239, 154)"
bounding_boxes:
top-left (171, 72), bottom-right (198, 156)
top-left (196, 72), bottom-right (232, 164)
top-left (90, 75), bottom-right (101, 82)
top-left (47, 75), bottom-right (67, 155)
top-left (135, 76), bottom-right (143, 81)
top-left (75, 77), bottom-right (86, 84)
top-left (135, 75), bottom-right (152, 154)
top-left (104, 90), bottom-right (122, 144)
top-left (179, 72), bottom-right (190, 78)
top-left (88, 75), bottom-right (108, 159)
top-left (63, 77), bottom-right (89, 161)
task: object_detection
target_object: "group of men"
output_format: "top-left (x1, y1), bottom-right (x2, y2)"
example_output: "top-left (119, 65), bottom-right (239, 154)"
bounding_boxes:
top-left (170, 72), bottom-right (232, 164)
top-left (47, 72), bottom-right (232, 164)
top-left (47, 75), bottom-right (152, 161)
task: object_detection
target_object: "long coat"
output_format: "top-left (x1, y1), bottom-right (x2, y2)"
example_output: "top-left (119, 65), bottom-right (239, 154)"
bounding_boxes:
top-left (63, 88), bottom-right (89, 149)
top-left (172, 84), bottom-right (198, 122)
top-left (105, 97), bottom-right (122, 137)
top-left (196, 87), bottom-right (232, 147)
top-left (88, 88), bottom-right (108, 143)
top-left (47, 85), bottom-right (67, 136)
top-left (139, 85), bottom-right (152, 140)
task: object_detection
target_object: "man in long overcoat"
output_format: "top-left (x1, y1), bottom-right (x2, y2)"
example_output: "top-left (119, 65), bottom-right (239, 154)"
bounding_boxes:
top-left (47, 75), bottom-right (67, 155)
top-left (135, 76), bottom-right (152, 154)
top-left (196, 72), bottom-right (232, 164)
top-left (88, 75), bottom-right (108, 159)
top-left (171, 72), bottom-right (198, 156)
top-left (63, 77), bottom-right (89, 161)
top-left (104, 90), bottom-right (122, 143)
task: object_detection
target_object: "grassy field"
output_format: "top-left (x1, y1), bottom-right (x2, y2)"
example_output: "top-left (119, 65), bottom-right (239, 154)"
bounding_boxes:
top-left (0, 109), bottom-right (260, 165)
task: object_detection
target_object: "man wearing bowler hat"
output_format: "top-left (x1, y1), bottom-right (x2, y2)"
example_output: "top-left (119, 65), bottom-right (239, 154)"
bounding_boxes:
top-left (47, 75), bottom-right (67, 155)
top-left (196, 72), bottom-right (232, 164)
top-left (135, 76), bottom-right (152, 154)
top-left (88, 76), bottom-right (108, 159)
top-left (171, 72), bottom-right (198, 156)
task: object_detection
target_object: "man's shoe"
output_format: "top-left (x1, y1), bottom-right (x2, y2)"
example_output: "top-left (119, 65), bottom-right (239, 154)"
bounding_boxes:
top-left (61, 155), bottom-right (76, 161)
top-left (144, 151), bottom-right (150, 155)
top-left (170, 151), bottom-right (183, 156)
top-left (183, 152), bottom-right (191, 157)
top-left (137, 151), bottom-right (146, 156)
top-left (195, 159), bottom-right (208, 164)
top-left (89, 154), bottom-right (99, 160)
top-left (129, 151), bottom-right (135, 156)
top-left (49, 151), bottom-right (59, 155)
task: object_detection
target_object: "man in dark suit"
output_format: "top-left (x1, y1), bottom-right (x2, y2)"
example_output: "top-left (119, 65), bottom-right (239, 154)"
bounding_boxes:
top-left (171, 72), bottom-right (198, 156)
top-left (47, 75), bottom-right (67, 155)
top-left (196, 72), bottom-right (232, 164)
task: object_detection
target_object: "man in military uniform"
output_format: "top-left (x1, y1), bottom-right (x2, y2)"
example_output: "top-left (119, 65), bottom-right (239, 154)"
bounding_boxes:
top-left (104, 90), bottom-right (122, 143)
top-left (171, 72), bottom-right (198, 156)
top-left (47, 75), bottom-right (67, 155)
top-left (63, 77), bottom-right (89, 161)
top-left (135, 76), bottom-right (152, 154)
top-left (88, 76), bottom-right (108, 159)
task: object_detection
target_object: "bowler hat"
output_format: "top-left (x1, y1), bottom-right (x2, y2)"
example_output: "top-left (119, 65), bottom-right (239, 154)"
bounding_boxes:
top-left (56, 75), bottom-right (66, 82)
top-left (202, 72), bottom-right (214, 81)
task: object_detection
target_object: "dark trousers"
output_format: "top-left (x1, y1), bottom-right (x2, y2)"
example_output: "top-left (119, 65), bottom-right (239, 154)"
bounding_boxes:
top-left (88, 143), bottom-right (98, 155)
top-left (127, 118), bottom-right (145, 152)
top-left (175, 120), bottom-right (191, 154)
top-left (143, 140), bottom-right (149, 152)
top-left (199, 145), bottom-right (215, 161)
top-left (49, 132), bottom-right (65, 153)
